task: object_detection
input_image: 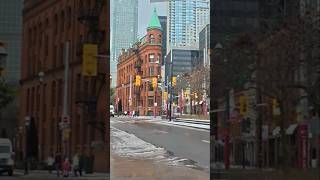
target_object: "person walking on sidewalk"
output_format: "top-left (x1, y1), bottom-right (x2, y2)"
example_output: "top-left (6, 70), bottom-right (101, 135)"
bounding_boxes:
top-left (54, 151), bottom-right (62, 177)
top-left (78, 152), bottom-right (85, 176)
top-left (72, 153), bottom-right (80, 177)
top-left (62, 157), bottom-right (71, 177)
top-left (47, 154), bottom-right (54, 174)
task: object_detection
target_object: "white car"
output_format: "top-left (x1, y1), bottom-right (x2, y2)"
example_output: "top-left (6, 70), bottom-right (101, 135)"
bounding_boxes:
top-left (0, 138), bottom-right (14, 176)
top-left (110, 105), bottom-right (115, 117)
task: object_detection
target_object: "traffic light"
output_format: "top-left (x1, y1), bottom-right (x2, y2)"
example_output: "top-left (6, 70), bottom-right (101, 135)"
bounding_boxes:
top-left (135, 75), bottom-right (141, 86)
top-left (163, 91), bottom-right (168, 101)
top-left (239, 95), bottom-right (248, 116)
top-left (172, 76), bottom-right (177, 87)
top-left (152, 77), bottom-right (157, 88)
top-left (82, 44), bottom-right (98, 76)
top-left (272, 98), bottom-right (281, 115)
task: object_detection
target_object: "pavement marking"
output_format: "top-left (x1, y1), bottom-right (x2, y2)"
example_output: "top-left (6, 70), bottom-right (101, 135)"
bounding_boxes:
top-left (154, 121), bottom-right (210, 132)
top-left (202, 140), bottom-right (210, 143)
top-left (156, 130), bottom-right (169, 134)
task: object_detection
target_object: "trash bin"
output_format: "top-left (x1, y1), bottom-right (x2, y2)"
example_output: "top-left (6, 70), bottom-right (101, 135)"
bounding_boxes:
top-left (84, 155), bottom-right (94, 174)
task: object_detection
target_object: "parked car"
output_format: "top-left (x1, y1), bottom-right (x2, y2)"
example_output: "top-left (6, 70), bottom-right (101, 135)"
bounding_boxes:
top-left (0, 138), bottom-right (14, 176)
top-left (110, 105), bottom-right (115, 117)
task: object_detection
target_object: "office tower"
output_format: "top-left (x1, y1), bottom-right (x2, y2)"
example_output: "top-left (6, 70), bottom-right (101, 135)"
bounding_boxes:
top-left (158, 16), bottom-right (167, 65)
top-left (167, 0), bottom-right (210, 50)
top-left (111, 0), bottom-right (138, 87)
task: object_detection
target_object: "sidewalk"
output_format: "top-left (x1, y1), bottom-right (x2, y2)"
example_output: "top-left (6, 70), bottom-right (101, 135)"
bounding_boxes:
top-left (111, 155), bottom-right (209, 180)
top-left (225, 168), bottom-right (319, 180)
top-left (14, 169), bottom-right (110, 179)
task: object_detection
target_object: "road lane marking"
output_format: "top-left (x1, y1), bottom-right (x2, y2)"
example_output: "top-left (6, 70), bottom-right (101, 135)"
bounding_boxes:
top-left (157, 130), bottom-right (169, 134)
top-left (202, 140), bottom-right (210, 143)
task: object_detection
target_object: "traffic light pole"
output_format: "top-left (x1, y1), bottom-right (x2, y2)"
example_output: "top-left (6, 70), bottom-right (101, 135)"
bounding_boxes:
top-left (169, 50), bottom-right (173, 121)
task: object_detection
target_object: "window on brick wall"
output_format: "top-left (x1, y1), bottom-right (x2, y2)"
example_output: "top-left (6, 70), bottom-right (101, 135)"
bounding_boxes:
top-left (150, 34), bottom-right (155, 43)
top-left (31, 87), bottom-right (34, 113)
top-left (76, 74), bottom-right (81, 97)
top-left (43, 84), bottom-right (47, 122)
top-left (36, 85), bottom-right (40, 111)
top-left (149, 54), bottom-right (155, 62)
top-left (58, 79), bottom-right (63, 107)
top-left (26, 89), bottom-right (30, 114)
top-left (52, 81), bottom-right (56, 107)
top-left (148, 81), bottom-right (154, 91)
top-left (60, 43), bottom-right (64, 66)
top-left (61, 11), bottom-right (64, 33)
top-left (53, 45), bottom-right (57, 68)
top-left (54, 14), bottom-right (58, 35)
top-left (148, 96), bottom-right (153, 107)
top-left (67, 7), bottom-right (71, 29)
top-left (149, 67), bottom-right (154, 76)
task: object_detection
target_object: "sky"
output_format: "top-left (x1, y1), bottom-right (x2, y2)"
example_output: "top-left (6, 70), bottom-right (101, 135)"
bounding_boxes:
top-left (138, 1), bottom-right (167, 38)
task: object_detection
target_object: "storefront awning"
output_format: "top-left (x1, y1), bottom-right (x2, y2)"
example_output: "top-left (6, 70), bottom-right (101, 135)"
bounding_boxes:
top-left (286, 124), bottom-right (298, 135)
top-left (272, 126), bottom-right (280, 136)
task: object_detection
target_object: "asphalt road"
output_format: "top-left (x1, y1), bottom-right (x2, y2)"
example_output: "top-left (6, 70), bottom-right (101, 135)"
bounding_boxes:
top-left (111, 117), bottom-right (210, 170)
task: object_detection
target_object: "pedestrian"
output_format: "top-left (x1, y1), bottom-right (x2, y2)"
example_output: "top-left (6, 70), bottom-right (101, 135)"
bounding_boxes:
top-left (78, 153), bottom-right (85, 176)
top-left (54, 151), bottom-right (62, 177)
top-left (72, 153), bottom-right (80, 177)
top-left (62, 157), bottom-right (71, 177)
top-left (47, 154), bottom-right (54, 174)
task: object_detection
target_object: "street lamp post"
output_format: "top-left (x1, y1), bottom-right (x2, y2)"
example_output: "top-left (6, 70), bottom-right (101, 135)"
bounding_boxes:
top-left (24, 116), bottom-right (31, 175)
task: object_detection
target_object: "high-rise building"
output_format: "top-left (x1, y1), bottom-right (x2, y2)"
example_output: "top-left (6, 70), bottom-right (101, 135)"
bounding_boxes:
top-left (0, 0), bottom-right (22, 84)
top-left (111, 0), bottom-right (138, 87)
top-left (167, 0), bottom-right (209, 50)
top-left (199, 24), bottom-right (210, 67)
top-left (158, 16), bottom-right (167, 66)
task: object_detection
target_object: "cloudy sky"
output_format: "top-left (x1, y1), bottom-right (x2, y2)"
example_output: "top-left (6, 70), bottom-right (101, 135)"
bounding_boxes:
top-left (138, 1), bottom-right (167, 37)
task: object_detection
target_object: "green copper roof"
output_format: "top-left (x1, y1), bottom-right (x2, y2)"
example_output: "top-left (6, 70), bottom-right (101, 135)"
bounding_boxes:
top-left (147, 8), bottom-right (162, 31)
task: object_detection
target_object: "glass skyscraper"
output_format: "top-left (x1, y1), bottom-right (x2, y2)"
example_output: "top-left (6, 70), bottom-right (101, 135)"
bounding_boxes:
top-left (167, 0), bottom-right (209, 51)
top-left (111, 0), bottom-right (138, 87)
top-left (0, 0), bottom-right (22, 84)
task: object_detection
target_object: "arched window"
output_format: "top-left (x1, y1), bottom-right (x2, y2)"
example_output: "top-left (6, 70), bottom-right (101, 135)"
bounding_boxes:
top-left (67, 7), bottom-right (71, 29)
top-left (51, 81), bottom-right (56, 107)
top-left (150, 34), bottom-right (155, 43)
top-left (54, 14), bottom-right (58, 35)
top-left (60, 11), bottom-right (64, 33)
